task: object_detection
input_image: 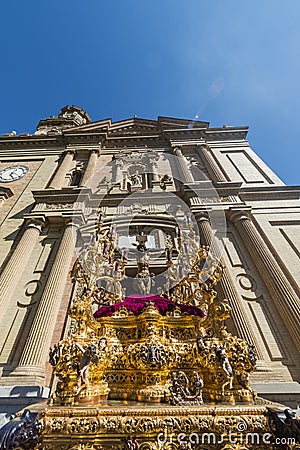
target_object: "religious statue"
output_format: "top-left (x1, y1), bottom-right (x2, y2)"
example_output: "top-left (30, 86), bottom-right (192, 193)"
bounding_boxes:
top-left (133, 232), bottom-right (155, 295)
top-left (75, 343), bottom-right (99, 386)
top-left (145, 344), bottom-right (163, 367)
top-left (75, 338), bottom-right (107, 389)
top-left (169, 370), bottom-right (203, 405)
top-left (159, 173), bottom-right (172, 190)
top-left (128, 171), bottom-right (143, 190)
top-left (215, 346), bottom-right (233, 393)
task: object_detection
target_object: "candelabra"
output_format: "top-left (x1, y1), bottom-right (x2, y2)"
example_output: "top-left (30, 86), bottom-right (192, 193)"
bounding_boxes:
top-left (74, 212), bottom-right (128, 303)
top-left (164, 217), bottom-right (223, 307)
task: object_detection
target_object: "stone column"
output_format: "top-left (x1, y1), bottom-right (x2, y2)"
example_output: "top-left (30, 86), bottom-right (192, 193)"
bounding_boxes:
top-left (194, 212), bottom-right (221, 258)
top-left (14, 220), bottom-right (78, 377)
top-left (0, 219), bottom-right (44, 311)
top-left (174, 146), bottom-right (194, 183)
top-left (194, 213), bottom-right (213, 247)
top-left (195, 212), bottom-right (260, 353)
top-left (197, 144), bottom-right (227, 183)
top-left (230, 211), bottom-right (300, 352)
top-left (80, 149), bottom-right (99, 187)
top-left (48, 150), bottom-right (74, 189)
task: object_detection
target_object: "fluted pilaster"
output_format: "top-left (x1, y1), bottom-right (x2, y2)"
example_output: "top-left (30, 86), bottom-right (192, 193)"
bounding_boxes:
top-left (15, 221), bottom-right (78, 376)
top-left (195, 212), bottom-right (260, 353)
top-left (197, 144), bottom-right (227, 183)
top-left (194, 212), bottom-right (221, 258)
top-left (0, 220), bottom-right (44, 311)
top-left (230, 211), bottom-right (300, 352)
top-left (194, 213), bottom-right (213, 247)
top-left (174, 147), bottom-right (194, 183)
top-left (80, 149), bottom-right (99, 187)
top-left (48, 150), bottom-right (74, 189)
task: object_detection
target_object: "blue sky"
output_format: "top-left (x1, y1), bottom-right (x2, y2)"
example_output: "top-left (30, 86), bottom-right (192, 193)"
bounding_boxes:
top-left (0, 1), bottom-right (299, 184)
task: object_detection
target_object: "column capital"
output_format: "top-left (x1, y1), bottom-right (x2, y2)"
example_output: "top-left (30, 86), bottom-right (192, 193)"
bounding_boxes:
top-left (173, 146), bottom-right (183, 156)
top-left (89, 148), bottom-right (100, 156)
top-left (227, 209), bottom-right (251, 224)
top-left (65, 148), bottom-right (76, 155)
top-left (194, 211), bottom-right (210, 223)
top-left (64, 218), bottom-right (81, 229)
top-left (197, 143), bottom-right (209, 151)
top-left (24, 217), bottom-right (46, 231)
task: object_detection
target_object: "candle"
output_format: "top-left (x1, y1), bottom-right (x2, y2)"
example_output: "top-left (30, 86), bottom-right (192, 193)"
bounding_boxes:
top-left (115, 261), bottom-right (119, 272)
top-left (166, 248), bottom-right (171, 261)
top-left (184, 242), bottom-right (189, 253)
top-left (103, 242), bottom-right (108, 254)
top-left (177, 227), bottom-right (182, 238)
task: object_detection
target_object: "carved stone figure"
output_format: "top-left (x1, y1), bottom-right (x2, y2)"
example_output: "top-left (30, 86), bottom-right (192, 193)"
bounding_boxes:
top-left (130, 171), bottom-right (143, 189)
top-left (159, 173), bottom-right (172, 190)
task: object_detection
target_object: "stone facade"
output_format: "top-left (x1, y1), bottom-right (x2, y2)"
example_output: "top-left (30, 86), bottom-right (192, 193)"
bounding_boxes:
top-left (0, 106), bottom-right (299, 425)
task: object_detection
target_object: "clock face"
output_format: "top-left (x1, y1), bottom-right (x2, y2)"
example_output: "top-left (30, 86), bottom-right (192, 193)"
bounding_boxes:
top-left (0, 165), bottom-right (29, 183)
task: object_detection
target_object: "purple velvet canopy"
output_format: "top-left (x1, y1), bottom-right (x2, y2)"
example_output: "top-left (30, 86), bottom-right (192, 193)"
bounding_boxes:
top-left (93, 294), bottom-right (205, 318)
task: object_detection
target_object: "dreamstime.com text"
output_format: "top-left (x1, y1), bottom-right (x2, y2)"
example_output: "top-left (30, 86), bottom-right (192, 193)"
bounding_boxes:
top-left (157, 430), bottom-right (295, 446)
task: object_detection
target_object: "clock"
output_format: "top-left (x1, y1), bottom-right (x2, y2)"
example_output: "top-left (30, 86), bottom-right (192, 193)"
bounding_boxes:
top-left (0, 165), bottom-right (29, 183)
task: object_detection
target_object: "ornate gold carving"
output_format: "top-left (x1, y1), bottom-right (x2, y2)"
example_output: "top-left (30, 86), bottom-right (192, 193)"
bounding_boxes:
top-left (38, 215), bottom-right (290, 449)
top-left (48, 216), bottom-right (257, 406)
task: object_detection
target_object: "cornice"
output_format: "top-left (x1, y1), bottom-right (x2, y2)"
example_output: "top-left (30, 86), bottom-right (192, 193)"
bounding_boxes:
top-left (208, 141), bottom-right (250, 148)
top-left (163, 129), bottom-right (207, 138)
top-left (182, 181), bottom-right (242, 196)
top-left (239, 185), bottom-right (300, 201)
top-left (0, 148), bottom-right (64, 158)
top-left (0, 124), bottom-right (250, 155)
top-left (158, 115), bottom-right (209, 128)
top-left (169, 138), bottom-right (205, 147)
top-left (0, 135), bottom-right (64, 149)
top-left (206, 127), bottom-right (248, 141)
top-left (32, 187), bottom-right (83, 204)
top-left (105, 134), bottom-right (162, 141)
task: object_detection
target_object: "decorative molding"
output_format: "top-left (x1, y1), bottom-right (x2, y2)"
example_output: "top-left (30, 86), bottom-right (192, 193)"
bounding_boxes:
top-left (240, 185), bottom-right (300, 201)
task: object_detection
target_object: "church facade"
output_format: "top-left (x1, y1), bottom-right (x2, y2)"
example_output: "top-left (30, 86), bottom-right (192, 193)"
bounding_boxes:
top-left (0, 106), bottom-right (299, 425)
